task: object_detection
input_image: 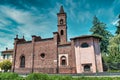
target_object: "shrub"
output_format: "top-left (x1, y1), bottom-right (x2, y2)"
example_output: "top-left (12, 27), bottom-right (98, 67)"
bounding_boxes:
top-left (49, 75), bottom-right (73, 80)
top-left (26, 73), bottom-right (49, 80)
top-left (60, 76), bottom-right (73, 80)
top-left (0, 60), bottom-right (12, 72)
top-left (0, 72), bottom-right (22, 80)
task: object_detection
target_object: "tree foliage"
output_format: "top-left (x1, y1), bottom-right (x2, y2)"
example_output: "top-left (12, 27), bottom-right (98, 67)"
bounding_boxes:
top-left (106, 15), bottom-right (120, 70)
top-left (0, 60), bottom-right (12, 72)
top-left (115, 14), bottom-right (120, 34)
top-left (90, 16), bottom-right (112, 54)
top-left (108, 15), bottom-right (120, 63)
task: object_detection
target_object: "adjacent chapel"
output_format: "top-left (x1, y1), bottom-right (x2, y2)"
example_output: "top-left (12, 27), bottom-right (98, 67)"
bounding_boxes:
top-left (12, 6), bottom-right (103, 74)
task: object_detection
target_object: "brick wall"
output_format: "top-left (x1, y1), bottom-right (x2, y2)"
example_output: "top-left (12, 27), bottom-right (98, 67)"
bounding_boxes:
top-left (33, 39), bottom-right (57, 73)
top-left (58, 43), bottom-right (76, 73)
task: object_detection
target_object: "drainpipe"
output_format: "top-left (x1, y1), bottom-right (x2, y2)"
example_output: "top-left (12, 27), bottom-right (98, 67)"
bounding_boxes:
top-left (53, 32), bottom-right (59, 74)
top-left (32, 36), bottom-right (35, 73)
top-left (57, 42), bottom-right (60, 73)
top-left (12, 35), bottom-right (18, 72)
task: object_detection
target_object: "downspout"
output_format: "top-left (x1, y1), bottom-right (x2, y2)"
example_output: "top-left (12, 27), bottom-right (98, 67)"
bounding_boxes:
top-left (32, 36), bottom-right (35, 73)
top-left (53, 32), bottom-right (59, 73)
top-left (56, 42), bottom-right (59, 73)
top-left (12, 43), bottom-right (17, 72)
top-left (12, 37), bottom-right (18, 72)
top-left (32, 44), bottom-right (35, 73)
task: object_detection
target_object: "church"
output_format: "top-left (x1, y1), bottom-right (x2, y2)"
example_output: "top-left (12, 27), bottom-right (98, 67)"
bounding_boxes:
top-left (12, 6), bottom-right (103, 74)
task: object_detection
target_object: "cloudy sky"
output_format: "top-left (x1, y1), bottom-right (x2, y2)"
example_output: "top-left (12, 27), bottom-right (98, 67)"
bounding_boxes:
top-left (0, 0), bottom-right (120, 51)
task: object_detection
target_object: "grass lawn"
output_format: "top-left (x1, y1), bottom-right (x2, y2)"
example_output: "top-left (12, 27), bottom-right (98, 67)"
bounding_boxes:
top-left (0, 72), bottom-right (120, 80)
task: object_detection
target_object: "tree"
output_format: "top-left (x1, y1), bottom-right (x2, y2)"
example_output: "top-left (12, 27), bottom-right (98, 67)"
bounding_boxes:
top-left (0, 60), bottom-right (12, 72)
top-left (90, 16), bottom-right (113, 71)
top-left (109, 15), bottom-right (120, 53)
top-left (115, 14), bottom-right (120, 34)
top-left (107, 15), bottom-right (120, 70)
top-left (108, 15), bottom-right (120, 62)
top-left (90, 16), bottom-right (112, 54)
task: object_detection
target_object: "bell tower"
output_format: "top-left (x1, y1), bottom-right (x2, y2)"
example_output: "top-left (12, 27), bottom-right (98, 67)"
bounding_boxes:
top-left (57, 6), bottom-right (67, 44)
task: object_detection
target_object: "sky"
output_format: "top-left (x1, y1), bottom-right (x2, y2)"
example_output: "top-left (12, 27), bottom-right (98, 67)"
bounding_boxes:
top-left (0, 0), bottom-right (120, 51)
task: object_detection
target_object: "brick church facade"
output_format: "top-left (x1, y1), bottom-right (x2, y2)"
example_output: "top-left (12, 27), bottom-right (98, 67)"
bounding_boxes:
top-left (12, 6), bottom-right (103, 74)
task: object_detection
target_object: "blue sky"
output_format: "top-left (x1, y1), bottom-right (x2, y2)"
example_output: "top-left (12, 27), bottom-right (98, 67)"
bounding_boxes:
top-left (0, 0), bottom-right (120, 51)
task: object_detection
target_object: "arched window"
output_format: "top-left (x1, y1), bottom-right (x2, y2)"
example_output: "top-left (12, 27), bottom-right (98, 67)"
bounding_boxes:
top-left (60, 19), bottom-right (63, 24)
top-left (81, 43), bottom-right (89, 48)
top-left (60, 30), bottom-right (64, 35)
top-left (20, 55), bottom-right (25, 68)
top-left (60, 56), bottom-right (67, 66)
top-left (84, 65), bottom-right (90, 71)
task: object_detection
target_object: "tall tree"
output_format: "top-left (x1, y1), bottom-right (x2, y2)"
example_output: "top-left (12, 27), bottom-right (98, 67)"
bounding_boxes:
top-left (108, 15), bottom-right (120, 62)
top-left (107, 15), bottom-right (120, 70)
top-left (90, 16), bottom-right (112, 54)
top-left (115, 14), bottom-right (120, 34)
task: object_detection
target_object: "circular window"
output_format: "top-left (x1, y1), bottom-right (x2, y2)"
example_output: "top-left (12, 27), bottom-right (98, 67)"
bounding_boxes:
top-left (40, 53), bottom-right (45, 58)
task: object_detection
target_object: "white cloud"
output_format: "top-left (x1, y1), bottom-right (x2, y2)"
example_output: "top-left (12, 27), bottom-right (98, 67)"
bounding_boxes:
top-left (112, 19), bottom-right (119, 26)
top-left (0, 5), bottom-right (57, 51)
top-left (0, 5), bottom-right (57, 35)
top-left (0, 37), bottom-right (13, 51)
top-left (77, 11), bottom-right (93, 23)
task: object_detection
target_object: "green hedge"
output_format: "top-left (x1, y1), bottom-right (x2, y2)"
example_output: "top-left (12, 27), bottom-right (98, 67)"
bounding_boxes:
top-left (26, 73), bottom-right (49, 80)
top-left (0, 72), bottom-right (120, 80)
top-left (0, 72), bottom-right (23, 80)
